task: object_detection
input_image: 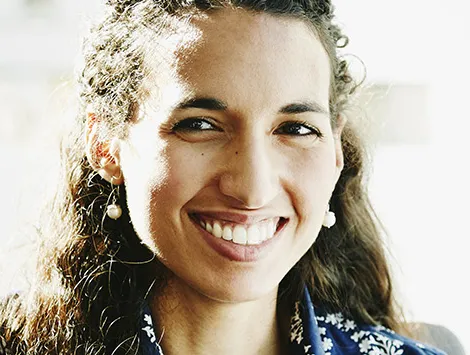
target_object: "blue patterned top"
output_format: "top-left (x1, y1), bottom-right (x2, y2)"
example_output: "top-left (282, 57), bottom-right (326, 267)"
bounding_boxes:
top-left (139, 288), bottom-right (446, 355)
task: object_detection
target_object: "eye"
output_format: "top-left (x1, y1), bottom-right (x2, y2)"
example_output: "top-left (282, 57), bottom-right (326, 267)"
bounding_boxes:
top-left (171, 118), bottom-right (221, 132)
top-left (275, 121), bottom-right (323, 138)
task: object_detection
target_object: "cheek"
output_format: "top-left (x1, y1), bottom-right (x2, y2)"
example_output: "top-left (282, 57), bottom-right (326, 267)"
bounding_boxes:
top-left (119, 130), bottom-right (179, 250)
top-left (144, 145), bottom-right (215, 261)
top-left (289, 147), bottom-right (338, 228)
top-left (162, 145), bottom-right (207, 196)
top-left (141, 144), bottom-right (209, 232)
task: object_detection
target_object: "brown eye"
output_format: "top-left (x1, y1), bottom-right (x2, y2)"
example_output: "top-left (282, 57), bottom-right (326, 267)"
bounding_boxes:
top-left (172, 118), bottom-right (221, 132)
top-left (275, 121), bottom-right (322, 137)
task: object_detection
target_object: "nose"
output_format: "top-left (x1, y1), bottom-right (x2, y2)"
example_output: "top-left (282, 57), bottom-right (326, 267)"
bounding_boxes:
top-left (218, 135), bottom-right (280, 209)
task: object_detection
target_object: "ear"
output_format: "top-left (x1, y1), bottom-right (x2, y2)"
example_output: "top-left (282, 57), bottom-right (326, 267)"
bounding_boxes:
top-left (333, 114), bottom-right (347, 180)
top-left (85, 112), bottom-right (124, 185)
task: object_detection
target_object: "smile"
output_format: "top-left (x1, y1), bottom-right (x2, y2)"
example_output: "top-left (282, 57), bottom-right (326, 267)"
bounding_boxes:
top-left (190, 213), bottom-right (289, 246)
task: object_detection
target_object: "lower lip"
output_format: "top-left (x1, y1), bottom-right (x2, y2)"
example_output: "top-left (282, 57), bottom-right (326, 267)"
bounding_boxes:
top-left (189, 215), bottom-right (287, 262)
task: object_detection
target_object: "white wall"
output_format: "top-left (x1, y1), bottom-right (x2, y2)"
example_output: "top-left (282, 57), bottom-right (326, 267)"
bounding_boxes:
top-left (334, 0), bottom-right (470, 347)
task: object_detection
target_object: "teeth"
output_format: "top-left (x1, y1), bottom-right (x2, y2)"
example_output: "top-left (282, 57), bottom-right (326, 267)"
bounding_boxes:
top-left (212, 222), bottom-right (223, 238)
top-left (198, 217), bottom-right (284, 245)
top-left (260, 223), bottom-right (268, 242)
top-left (246, 225), bottom-right (261, 244)
top-left (232, 225), bottom-right (247, 245)
top-left (222, 225), bottom-right (233, 241)
top-left (268, 220), bottom-right (276, 239)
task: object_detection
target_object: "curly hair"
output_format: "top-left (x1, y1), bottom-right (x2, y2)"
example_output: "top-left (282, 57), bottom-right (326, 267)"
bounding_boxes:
top-left (0, 0), bottom-right (402, 353)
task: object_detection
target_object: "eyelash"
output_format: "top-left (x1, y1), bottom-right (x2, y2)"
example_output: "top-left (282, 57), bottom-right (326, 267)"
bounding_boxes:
top-left (276, 121), bottom-right (323, 138)
top-left (171, 118), bottom-right (323, 138)
top-left (171, 118), bottom-right (221, 132)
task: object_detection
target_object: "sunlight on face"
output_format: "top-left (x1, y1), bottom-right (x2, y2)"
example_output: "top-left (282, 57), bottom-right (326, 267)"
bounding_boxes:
top-left (120, 9), bottom-right (343, 302)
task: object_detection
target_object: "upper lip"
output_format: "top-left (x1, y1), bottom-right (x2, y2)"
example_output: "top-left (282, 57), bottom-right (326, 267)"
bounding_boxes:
top-left (189, 211), bottom-right (287, 225)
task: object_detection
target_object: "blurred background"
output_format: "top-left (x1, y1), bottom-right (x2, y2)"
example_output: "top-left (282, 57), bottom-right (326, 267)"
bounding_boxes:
top-left (0, 0), bottom-right (468, 350)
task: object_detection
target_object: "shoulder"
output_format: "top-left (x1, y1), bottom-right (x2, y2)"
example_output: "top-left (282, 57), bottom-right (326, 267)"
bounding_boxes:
top-left (412, 322), bottom-right (465, 355)
top-left (314, 310), bottom-right (447, 355)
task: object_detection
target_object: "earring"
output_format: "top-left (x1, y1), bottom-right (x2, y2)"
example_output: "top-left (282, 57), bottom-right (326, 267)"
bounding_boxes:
top-left (106, 203), bottom-right (122, 220)
top-left (322, 204), bottom-right (336, 228)
top-left (106, 185), bottom-right (122, 220)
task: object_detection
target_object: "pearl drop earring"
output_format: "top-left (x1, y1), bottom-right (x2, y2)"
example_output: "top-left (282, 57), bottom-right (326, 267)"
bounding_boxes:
top-left (106, 203), bottom-right (122, 220)
top-left (106, 183), bottom-right (122, 220)
top-left (322, 204), bottom-right (336, 228)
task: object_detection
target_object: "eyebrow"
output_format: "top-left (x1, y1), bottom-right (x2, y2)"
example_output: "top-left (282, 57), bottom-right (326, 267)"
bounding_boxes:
top-left (279, 101), bottom-right (329, 115)
top-left (175, 96), bottom-right (329, 115)
top-left (175, 97), bottom-right (228, 111)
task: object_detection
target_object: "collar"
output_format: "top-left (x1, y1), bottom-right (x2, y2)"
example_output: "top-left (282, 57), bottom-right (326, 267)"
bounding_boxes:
top-left (138, 287), bottom-right (323, 355)
top-left (139, 287), bottom-right (445, 355)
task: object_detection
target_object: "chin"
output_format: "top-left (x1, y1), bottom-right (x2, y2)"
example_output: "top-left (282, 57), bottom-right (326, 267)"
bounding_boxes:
top-left (178, 269), bottom-right (283, 304)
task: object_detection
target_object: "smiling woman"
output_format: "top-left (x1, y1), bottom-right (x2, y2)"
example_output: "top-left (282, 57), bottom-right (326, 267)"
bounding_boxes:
top-left (0, 1), bottom-right (448, 355)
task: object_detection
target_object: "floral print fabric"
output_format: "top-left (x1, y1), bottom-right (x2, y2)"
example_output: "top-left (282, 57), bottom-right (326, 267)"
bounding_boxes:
top-left (140, 288), bottom-right (446, 355)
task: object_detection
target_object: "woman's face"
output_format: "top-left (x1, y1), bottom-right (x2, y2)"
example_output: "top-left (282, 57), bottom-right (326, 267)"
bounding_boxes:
top-left (119, 9), bottom-right (343, 302)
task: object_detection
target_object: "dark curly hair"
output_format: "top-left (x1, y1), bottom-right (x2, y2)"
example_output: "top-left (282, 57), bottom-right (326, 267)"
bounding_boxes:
top-left (0, 0), bottom-right (403, 353)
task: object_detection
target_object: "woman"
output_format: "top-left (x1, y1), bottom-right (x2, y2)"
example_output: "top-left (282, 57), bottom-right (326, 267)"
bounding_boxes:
top-left (0, 0), bottom-right (446, 354)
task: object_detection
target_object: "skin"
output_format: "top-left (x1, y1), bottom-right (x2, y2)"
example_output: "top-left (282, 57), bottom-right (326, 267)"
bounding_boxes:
top-left (87, 8), bottom-right (345, 355)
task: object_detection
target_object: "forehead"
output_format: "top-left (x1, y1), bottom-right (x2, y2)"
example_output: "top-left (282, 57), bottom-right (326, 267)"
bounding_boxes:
top-left (147, 9), bottom-right (331, 113)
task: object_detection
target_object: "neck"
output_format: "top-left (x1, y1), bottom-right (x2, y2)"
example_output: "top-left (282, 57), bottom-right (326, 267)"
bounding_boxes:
top-left (150, 278), bottom-right (287, 355)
